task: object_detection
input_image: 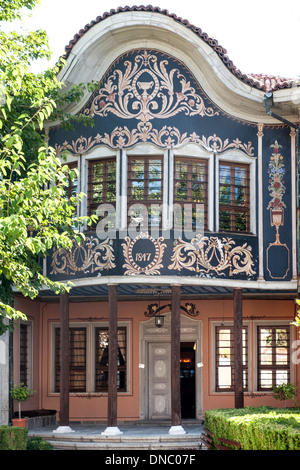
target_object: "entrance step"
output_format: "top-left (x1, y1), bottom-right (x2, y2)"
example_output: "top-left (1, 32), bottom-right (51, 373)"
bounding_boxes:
top-left (28, 424), bottom-right (205, 450)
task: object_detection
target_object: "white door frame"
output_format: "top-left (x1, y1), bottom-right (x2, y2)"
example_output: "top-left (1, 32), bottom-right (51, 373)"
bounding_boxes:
top-left (139, 312), bottom-right (203, 420)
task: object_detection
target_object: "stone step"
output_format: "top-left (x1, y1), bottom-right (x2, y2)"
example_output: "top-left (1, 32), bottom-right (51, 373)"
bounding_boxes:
top-left (48, 439), bottom-right (203, 451)
top-left (29, 428), bottom-right (204, 450)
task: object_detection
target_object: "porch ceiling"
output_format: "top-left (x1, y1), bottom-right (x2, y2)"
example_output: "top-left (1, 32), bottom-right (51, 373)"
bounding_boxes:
top-left (36, 283), bottom-right (297, 301)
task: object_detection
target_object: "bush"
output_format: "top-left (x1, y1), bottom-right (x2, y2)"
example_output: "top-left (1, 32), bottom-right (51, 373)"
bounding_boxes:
top-left (0, 425), bottom-right (28, 450)
top-left (26, 436), bottom-right (53, 450)
top-left (205, 407), bottom-right (300, 450)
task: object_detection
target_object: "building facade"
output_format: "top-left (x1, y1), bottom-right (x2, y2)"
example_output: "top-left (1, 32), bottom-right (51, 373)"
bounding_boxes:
top-left (12, 6), bottom-right (300, 432)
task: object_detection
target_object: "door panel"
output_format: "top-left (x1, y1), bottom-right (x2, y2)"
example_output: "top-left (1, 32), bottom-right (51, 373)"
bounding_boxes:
top-left (148, 342), bottom-right (171, 419)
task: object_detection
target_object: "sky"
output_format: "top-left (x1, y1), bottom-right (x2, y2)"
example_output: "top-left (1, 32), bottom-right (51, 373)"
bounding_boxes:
top-left (12, 0), bottom-right (300, 78)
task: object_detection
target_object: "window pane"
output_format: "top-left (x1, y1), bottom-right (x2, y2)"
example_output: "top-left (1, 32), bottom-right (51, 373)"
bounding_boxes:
top-left (219, 210), bottom-right (231, 231)
top-left (219, 185), bottom-right (231, 204)
top-left (219, 165), bottom-right (231, 184)
top-left (131, 181), bottom-right (145, 200)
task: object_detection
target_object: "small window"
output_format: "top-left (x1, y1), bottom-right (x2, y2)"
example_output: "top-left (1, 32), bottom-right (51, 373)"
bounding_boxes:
top-left (127, 156), bottom-right (163, 228)
top-left (95, 327), bottom-right (127, 392)
top-left (55, 328), bottom-right (87, 393)
top-left (19, 322), bottom-right (32, 388)
top-left (219, 162), bottom-right (250, 232)
top-left (174, 157), bottom-right (208, 230)
top-left (257, 326), bottom-right (290, 390)
top-left (215, 326), bottom-right (248, 392)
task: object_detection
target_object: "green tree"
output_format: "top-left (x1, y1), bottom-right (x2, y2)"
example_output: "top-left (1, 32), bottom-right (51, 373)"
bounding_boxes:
top-left (0, 0), bottom-right (96, 334)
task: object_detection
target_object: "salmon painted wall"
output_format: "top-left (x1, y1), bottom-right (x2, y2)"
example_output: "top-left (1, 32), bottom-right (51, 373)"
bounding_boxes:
top-left (13, 295), bottom-right (300, 421)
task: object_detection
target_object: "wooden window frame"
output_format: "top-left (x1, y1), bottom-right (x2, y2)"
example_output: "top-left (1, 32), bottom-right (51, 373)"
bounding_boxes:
top-left (55, 327), bottom-right (87, 393)
top-left (95, 327), bottom-right (127, 392)
top-left (257, 325), bottom-right (291, 391)
top-left (87, 158), bottom-right (116, 218)
top-left (127, 155), bottom-right (163, 227)
top-left (215, 325), bottom-right (248, 392)
top-left (219, 162), bottom-right (250, 233)
top-left (19, 322), bottom-right (32, 388)
top-left (174, 157), bottom-right (208, 230)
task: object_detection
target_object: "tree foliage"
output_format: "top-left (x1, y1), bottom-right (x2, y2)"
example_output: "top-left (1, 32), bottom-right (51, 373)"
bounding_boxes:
top-left (0, 0), bottom-right (97, 333)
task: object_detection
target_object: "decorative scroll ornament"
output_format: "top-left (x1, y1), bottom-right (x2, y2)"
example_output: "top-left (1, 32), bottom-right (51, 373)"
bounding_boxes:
top-left (55, 128), bottom-right (254, 155)
top-left (169, 235), bottom-right (256, 277)
top-left (266, 141), bottom-right (290, 279)
top-left (83, 50), bottom-right (218, 122)
top-left (50, 236), bottom-right (116, 276)
top-left (122, 232), bottom-right (166, 275)
top-left (266, 140), bottom-right (286, 244)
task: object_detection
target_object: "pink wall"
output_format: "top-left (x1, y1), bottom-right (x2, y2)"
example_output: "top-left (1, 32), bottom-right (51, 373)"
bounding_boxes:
top-left (13, 295), bottom-right (300, 421)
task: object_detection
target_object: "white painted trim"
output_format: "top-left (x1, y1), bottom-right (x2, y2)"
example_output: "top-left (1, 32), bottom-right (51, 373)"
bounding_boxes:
top-left (21, 276), bottom-right (298, 291)
top-left (54, 11), bottom-right (279, 124)
top-left (290, 129), bottom-right (297, 280)
top-left (257, 125), bottom-right (264, 279)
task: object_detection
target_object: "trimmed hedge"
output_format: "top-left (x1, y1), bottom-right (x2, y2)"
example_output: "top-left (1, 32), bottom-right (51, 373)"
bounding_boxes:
top-left (205, 407), bottom-right (300, 450)
top-left (0, 425), bottom-right (28, 450)
top-left (26, 436), bottom-right (53, 450)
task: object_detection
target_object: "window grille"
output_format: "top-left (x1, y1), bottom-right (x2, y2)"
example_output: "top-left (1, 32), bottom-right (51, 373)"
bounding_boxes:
top-left (95, 327), bottom-right (127, 392)
top-left (257, 326), bottom-right (290, 390)
top-left (215, 326), bottom-right (248, 392)
top-left (55, 328), bottom-right (87, 393)
top-left (20, 323), bottom-right (29, 386)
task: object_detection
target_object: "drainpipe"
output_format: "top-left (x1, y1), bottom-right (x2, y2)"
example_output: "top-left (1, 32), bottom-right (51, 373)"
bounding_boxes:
top-left (263, 92), bottom-right (300, 293)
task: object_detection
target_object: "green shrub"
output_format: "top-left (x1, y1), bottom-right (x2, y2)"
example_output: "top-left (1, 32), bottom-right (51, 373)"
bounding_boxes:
top-left (205, 407), bottom-right (300, 450)
top-left (0, 425), bottom-right (28, 450)
top-left (26, 436), bottom-right (53, 450)
top-left (272, 383), bottom-right (297, 407)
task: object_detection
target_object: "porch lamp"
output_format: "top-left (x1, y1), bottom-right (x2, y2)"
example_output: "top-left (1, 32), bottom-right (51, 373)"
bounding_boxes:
top-left (144, 289), bottom-right (199, 328)
top-left (155, 314), bottom-right (165, 328)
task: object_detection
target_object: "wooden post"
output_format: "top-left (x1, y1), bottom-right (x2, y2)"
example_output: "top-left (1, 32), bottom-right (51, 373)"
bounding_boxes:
top-left (233, 288), bottom-right (244, 408)
top-left (169, 285), bottom-right (185, 434)
top-left (59, 291), bottom-right (70, 426)
top-left (102, 284), bottom-right (122, 435)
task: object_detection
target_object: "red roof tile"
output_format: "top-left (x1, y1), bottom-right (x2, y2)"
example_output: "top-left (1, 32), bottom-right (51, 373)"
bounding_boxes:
top-left (62, 5), bottom-right (296, 92)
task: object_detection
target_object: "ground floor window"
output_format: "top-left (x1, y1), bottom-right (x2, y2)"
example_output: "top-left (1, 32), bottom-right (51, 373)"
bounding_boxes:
top-left (95, 327), bottom-right (127, 391)
top-left (215, 326), bottom-right (248, 392)
top-left (19, 322), bottom-right (33, 389)
top-left (55, 327), bottom-right (87, 393)
top-left (53, 323), bottom-right (128, 393)
top-left (257, 326), bottom-right (290, 390)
